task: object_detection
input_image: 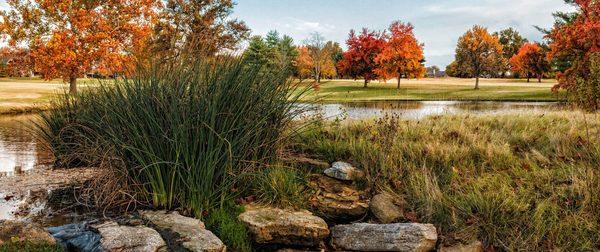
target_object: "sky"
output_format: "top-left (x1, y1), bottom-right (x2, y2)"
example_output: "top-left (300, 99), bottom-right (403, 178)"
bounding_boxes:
top-left (233, 0), bottom-right (575, 68)
top-left (0, 0), bottom-right (574, 68)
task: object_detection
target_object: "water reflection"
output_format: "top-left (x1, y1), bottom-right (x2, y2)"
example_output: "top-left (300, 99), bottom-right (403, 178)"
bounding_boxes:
top-left (0, 115), bottom-right (52, 177)
top-left (300, 101), bottom-right (567, 120)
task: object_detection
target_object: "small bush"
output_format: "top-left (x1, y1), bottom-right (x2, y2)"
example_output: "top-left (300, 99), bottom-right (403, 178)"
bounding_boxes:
top-left (204, 203), bottom-right (252, 252)
top-left (252, 165), bottom-right (307, 208)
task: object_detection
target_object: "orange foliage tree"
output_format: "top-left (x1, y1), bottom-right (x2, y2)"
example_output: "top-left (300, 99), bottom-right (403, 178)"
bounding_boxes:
top-left (0, 0), bottom-right (159, 93)
top-left (455, 25), bottom-right (505, 89)
top-left (375, 21), bottom-right (425, 89)
top-left (509, 43), bottom-right (550, 83)
top-left (295, 46), bottom-right (314, 82)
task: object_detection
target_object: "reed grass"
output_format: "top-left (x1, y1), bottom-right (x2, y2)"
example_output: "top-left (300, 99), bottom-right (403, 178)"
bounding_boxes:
top-left (34, 55), bottom-right (307, 218)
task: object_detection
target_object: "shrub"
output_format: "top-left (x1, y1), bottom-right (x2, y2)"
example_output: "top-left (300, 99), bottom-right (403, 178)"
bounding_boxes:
top-left (35, 55), bottom-right (308, 216)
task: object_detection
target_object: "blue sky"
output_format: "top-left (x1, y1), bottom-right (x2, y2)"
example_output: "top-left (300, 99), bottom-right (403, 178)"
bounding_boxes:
top-left (0, 0), bottom-right (574, 68)
top-left (233, 0), bottom-right (574, 68)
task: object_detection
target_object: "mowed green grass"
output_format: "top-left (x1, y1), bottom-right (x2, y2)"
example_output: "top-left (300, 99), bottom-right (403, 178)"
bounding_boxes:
top-left (0, 77), bottom-right (101, 114)
top-left (299, 78), bottom-right (566, 102)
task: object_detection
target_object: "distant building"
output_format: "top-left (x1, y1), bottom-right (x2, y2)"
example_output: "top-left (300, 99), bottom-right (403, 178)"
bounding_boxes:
top-left (426, 66), bottom-right (446, 78)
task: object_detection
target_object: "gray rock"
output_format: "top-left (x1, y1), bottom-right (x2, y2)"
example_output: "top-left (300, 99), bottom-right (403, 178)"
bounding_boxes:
top-left (308, 175), bottom-right (369, 221)
top-left (0, 220), bottom-right (56, 245)
top-left (239, 206), bottom-right (329, 246)
top-left (370, 193), bottom-right (404, 223)
top-left (331, 223), bottom-right (437, 251)
top-left (439, 241), bottom-right (483, 252)
top-left (324, 161), bottom-right (364, 181)
top-left (140, 210), bottom-right (225, 252)
top-left (93, 221), bottom-right (166, 252)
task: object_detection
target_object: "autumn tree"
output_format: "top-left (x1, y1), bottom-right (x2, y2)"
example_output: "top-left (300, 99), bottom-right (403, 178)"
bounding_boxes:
top-left (304, 32), bottom-right (329, 83)
top-left (509, 43), bottom-right (550, 82)
top-left (0, 0), bottom-right (159, 93)
top-left (295, 46), bottom-right (313, 82)
top-left (0, 47), bottom-right (34, 77)
top-left (338, 28), bottom-right (385, 88)
top-left (152, 0), bottom-right (250, 59)
top-left (545, 0), bottom-right (600, 109)
top-left (375, 21), bottom-right (425, 89)
top-left (494, 28), bottom-right (528, 77)
top-left (455, 25), bottom-right (505, 89)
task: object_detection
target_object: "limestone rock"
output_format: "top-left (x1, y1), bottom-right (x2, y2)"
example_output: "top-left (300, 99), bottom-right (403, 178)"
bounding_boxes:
top-left (93, 221), bottom-right (166, 252)
top-left (238, 206), bottom-right (329, 246)
top-left (331, 223), bottom-right (437, 252)
top-left (370, 193), bottom-right (404, 223)
top-left (140, 210), bottom-right (225, 252)
top-left (308, 175), bottom-right (369, 221)
top-left (324, 161), bottom-right (364, 181)
top-left (440, 241), bottom-right (484, 252)
top-left (0, 220), bottom-right (55, 245)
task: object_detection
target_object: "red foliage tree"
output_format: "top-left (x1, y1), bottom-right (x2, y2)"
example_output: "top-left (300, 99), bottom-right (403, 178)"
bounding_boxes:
top-left (375, 21), bottom-right (426, 89)
top-left (338, 28), bottom-right (385, 88)
top-left (509, 43), bottom-right (550, 83)
top-left (547, 0), bottom-right (600, 90)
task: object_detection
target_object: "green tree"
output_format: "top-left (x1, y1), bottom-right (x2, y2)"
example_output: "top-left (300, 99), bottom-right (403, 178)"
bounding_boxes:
top-left (494, 28), bottom-right (528, 77)
top-left (243, 36), bottom-right (270, 68)
top-left (327, 41), bottom-right (344, 77)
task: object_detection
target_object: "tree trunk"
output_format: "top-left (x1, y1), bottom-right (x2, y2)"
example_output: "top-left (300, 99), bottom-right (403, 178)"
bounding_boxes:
top-left (363, 79), bottom-right (368, 88)
top-left (537, 74), bottom-right (542, 83)
top-left (69, 76), bottom-right (77, 94)
top-left (474, 76), bottom-right (480, 90)
top-left (397, 75), bottom-right (401, 89)
top-left (527, 73), bottom-right (530, 83)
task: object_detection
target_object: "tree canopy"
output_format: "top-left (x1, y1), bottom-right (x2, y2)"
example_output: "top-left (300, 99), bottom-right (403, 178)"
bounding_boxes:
top-left (510, 43), bottom-right (550, 82)
top-left (455, 25), bottom-right (504, 89)
top-left (0, 0), bottom-right (160, 93)
top-left (338, 28), bottom-right (385, 88)
top-left (375, 21), bottom-right (425, 89)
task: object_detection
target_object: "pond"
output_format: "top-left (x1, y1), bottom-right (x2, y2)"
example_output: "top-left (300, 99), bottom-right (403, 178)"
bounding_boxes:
top-left (299, 100), bottom-right (568, 120)
top-left (0, 114), bottom-right (52, 177)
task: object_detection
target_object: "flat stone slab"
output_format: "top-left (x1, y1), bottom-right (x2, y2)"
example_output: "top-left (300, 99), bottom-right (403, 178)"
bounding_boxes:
top-left (331, 223), bottom-right (438, 251)
top-left (239, 206), bottom-right (329, 246)
top-left (308, 175), bottom-right (369, 221)
top-left (0, 220), bottom-right (56, 245)
top-left (93, 221), bottom-right (166, 252)
top-left (140, 210), bottom-right (225, 252)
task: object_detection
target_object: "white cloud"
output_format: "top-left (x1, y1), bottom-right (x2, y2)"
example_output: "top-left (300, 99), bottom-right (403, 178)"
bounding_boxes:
top-left (283, 17), bottom-right (335, 33)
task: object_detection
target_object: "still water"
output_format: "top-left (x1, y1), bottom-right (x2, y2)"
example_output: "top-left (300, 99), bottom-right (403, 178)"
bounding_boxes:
top-left (299, 100), bottom-right (567, 120)
top-left (0, 114), bottom-right (52, 177)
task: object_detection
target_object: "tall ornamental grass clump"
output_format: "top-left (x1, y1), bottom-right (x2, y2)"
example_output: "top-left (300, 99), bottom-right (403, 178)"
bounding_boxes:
top-left (35, 56), bottom-right (305, 216)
